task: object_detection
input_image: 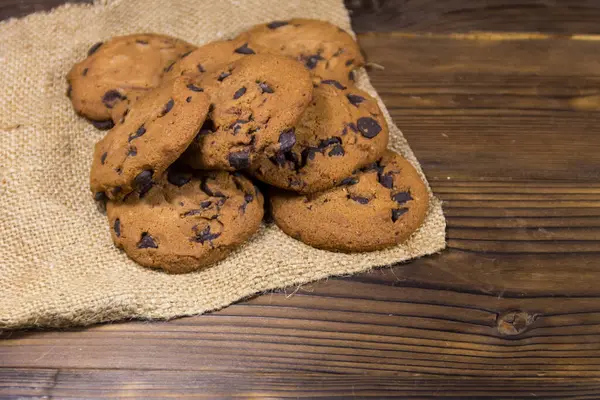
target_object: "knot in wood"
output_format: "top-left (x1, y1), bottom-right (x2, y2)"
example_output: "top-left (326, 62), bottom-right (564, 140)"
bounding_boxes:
top-left (496, 310), bottom-right (536, 336)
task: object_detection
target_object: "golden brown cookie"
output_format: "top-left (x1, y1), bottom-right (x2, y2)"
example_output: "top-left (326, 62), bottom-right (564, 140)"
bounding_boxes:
top-left (270, 150), bottom-right (429, 252)
top-left (182, 54), bottom-right (313, 171)
top-left (250, 81), bottom-right (388, 193)
top-left (106, 167), bottom-right (264, 273)
top-left (236, 19), bottom-right (364, 84)
top-left (67, 33), bottom-right (195, 123)
top-left (90, 75), bottom-right (210, 201)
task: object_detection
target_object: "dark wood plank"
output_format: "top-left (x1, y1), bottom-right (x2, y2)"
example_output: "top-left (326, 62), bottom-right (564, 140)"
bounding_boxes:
top-left (6, 0), bottom-right (600, 36)
top-left (360, 32), bottom-right (600, 182)
top-left (346, 0), bottom-right (600, 34)
top-left (3, 368), bottom-right (600, 398)
top-left (0, 0), bottom-right (91, 21)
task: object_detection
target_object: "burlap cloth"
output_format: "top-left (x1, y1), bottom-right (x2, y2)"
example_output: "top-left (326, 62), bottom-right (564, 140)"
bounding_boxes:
top-left (0, 0), bottom-right (446, 329)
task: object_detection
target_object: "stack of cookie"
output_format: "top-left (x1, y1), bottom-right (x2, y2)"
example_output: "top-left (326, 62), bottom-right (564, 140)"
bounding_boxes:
top-left (67, 19), bottom-right (429, 274)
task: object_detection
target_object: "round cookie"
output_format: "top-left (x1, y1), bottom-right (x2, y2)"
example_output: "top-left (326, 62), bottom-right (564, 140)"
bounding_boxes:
top-left (270, 150), bottom-right (429, 252)
top-left (90, 75), bottom-right (210, 201)
top-left (182, 54), bottom-right (313, 171)
top-left (106, 167), bottom-right (264, 273)
top-left (236, 19), bottom-right (364, 84)
top-left (250, 81), bottom-right (388, 193)
top-left (67, 33), bottom-right (195, 123)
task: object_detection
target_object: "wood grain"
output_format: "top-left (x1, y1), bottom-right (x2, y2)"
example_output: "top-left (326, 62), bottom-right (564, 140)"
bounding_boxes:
top-left (2, 0), bottom-right (600, 398)
top-left (346, 0), bottom-right (600, 34)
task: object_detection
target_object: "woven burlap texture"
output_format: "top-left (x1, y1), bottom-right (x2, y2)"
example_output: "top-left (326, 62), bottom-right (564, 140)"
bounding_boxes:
top-left (0, 0), bottom-right (446, 329)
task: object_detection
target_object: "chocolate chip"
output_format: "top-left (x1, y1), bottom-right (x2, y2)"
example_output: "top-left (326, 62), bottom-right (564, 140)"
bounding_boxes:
top-left (100, 152), bottom-right (107, 164)
top-left (112, 186), bottom-right (122, 196)
top-left (319, 137), bottom-right (341, 148)
top-left (357, 117), bottom-right (382, 138)
top-left (350, 195), bottom-right (370, 204)
top-left (321, 80), bottom-right (346, 90)
top-left (127, 147), bottom-right (137, 157)
top-left (304, 54), bottom-right (324, 70)
top-left (94, 192), bottom-right (107, 202)
top-left (138, 232), bottom-right (158, 249)
top-left (114, 218), bottom-right (121, 237)
top-left (136, 40), bottom-right (148, 45)
top-left (270, 151), bottom-right (286, 167)
top-left (180, 50), bottom-right (192, 59)
top-left (91, 119), bottom-right (114, 130)
top-left (197, 64), bottom-right (206, 73)
top-left (200, 178), bottom-right (225, 198)
top-left (183, 209), bottom-right (203, 217)
top-left (186, 96), bottom-right (192, 103)
top-left (159, 99), bottom-right (174, 116)
top-left (128, 125), bottom-right (146, 142)
top-left (233, 87), bottom-right (246, 99)
top-left (345, 59), bottom-right (354, 66)
top-left (391, 208), bottom-right (408, 222)
top-left (346, 94), bottom-right (365, 107)
top-left (87, 41), bottom-right (103, 56)
top-left (328, 144), bottom-right (345, 156)
top-left (267, 20), bottom-right (289, 29)
top-left (379, 172), bottom-right (394, 189)
top-left (102, 90), bottom-right (125, 109)
top-left (164, 61), bottom-right (176, 72)
top-left (193, 226), bottom-right (221, 244)
top-left (82, 67), bottom-right (88, 76)
top-left (278, 128), bottom-right (296, 152)
top-left (228, 150), bottom-right (250, 169)
top-left (258, 82), bottom-right (274, 93)
top-left (348, 70), bottom-right (355, 81)
top-left (340, 176), bottom-right (358, 186)
top-left (187, 83), bottom-right (203, 92)
top-left (392, 191), bottom-right (413, 204)
top-left (217, 71), bottom-right (231, 81)
top-left (361, 161), bottom-right (384, 174)
top-left (134, 169), bottom-right (153, 197)
top-left (167, 169), bottom-right (191, 187)
top-left (200, 200), bottom-right (212, 208)
top-left (244, 194), bottom-right (254, 203)
top-left (234, 43), bottom-right (255, 54)
top-left (229, 119), bottom-right (249, 135)
top-left (301, 147), bottom-right (319, 166)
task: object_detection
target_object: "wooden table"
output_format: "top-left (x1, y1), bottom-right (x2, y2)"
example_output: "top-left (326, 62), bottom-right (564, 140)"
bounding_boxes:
top-left (2, 1), bottom-right (600, 397)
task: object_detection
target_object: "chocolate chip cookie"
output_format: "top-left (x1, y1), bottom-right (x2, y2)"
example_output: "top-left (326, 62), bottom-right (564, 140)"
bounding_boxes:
top-left (236, 19), bottom-right (364, 84)
top-left (250, 81), bottom-right (388, 193)
top-left (67, 33), bottom-right (195, 123)
top-left (182, 54), bottom-right (313, 170)
top-left (270, 150), bottom-right (429, 252)
top-left (106, 167), bottom-right (264, 273)
top-left (90, 75), bottom-right (210, 200)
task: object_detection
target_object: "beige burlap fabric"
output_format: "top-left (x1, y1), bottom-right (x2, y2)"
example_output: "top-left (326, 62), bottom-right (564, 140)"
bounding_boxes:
top-left (0, 0), bottom-right (446, 329)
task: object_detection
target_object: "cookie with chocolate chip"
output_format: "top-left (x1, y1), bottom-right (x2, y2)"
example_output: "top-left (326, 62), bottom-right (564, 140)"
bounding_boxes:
top-left (250, 81), bottom-right (388, 193)
top-left (106, 167), bottom-right (264, 273)
top-left (270, 150), bottom-right (429, 252)
top-left (90, 75), bottom-right (210, 200)
top-left (67, 33), bottom-right (195, 123)
top-left (236, 19), bottom-right (364, 84)
top-left (182, 54), bottom-right (313, 171)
